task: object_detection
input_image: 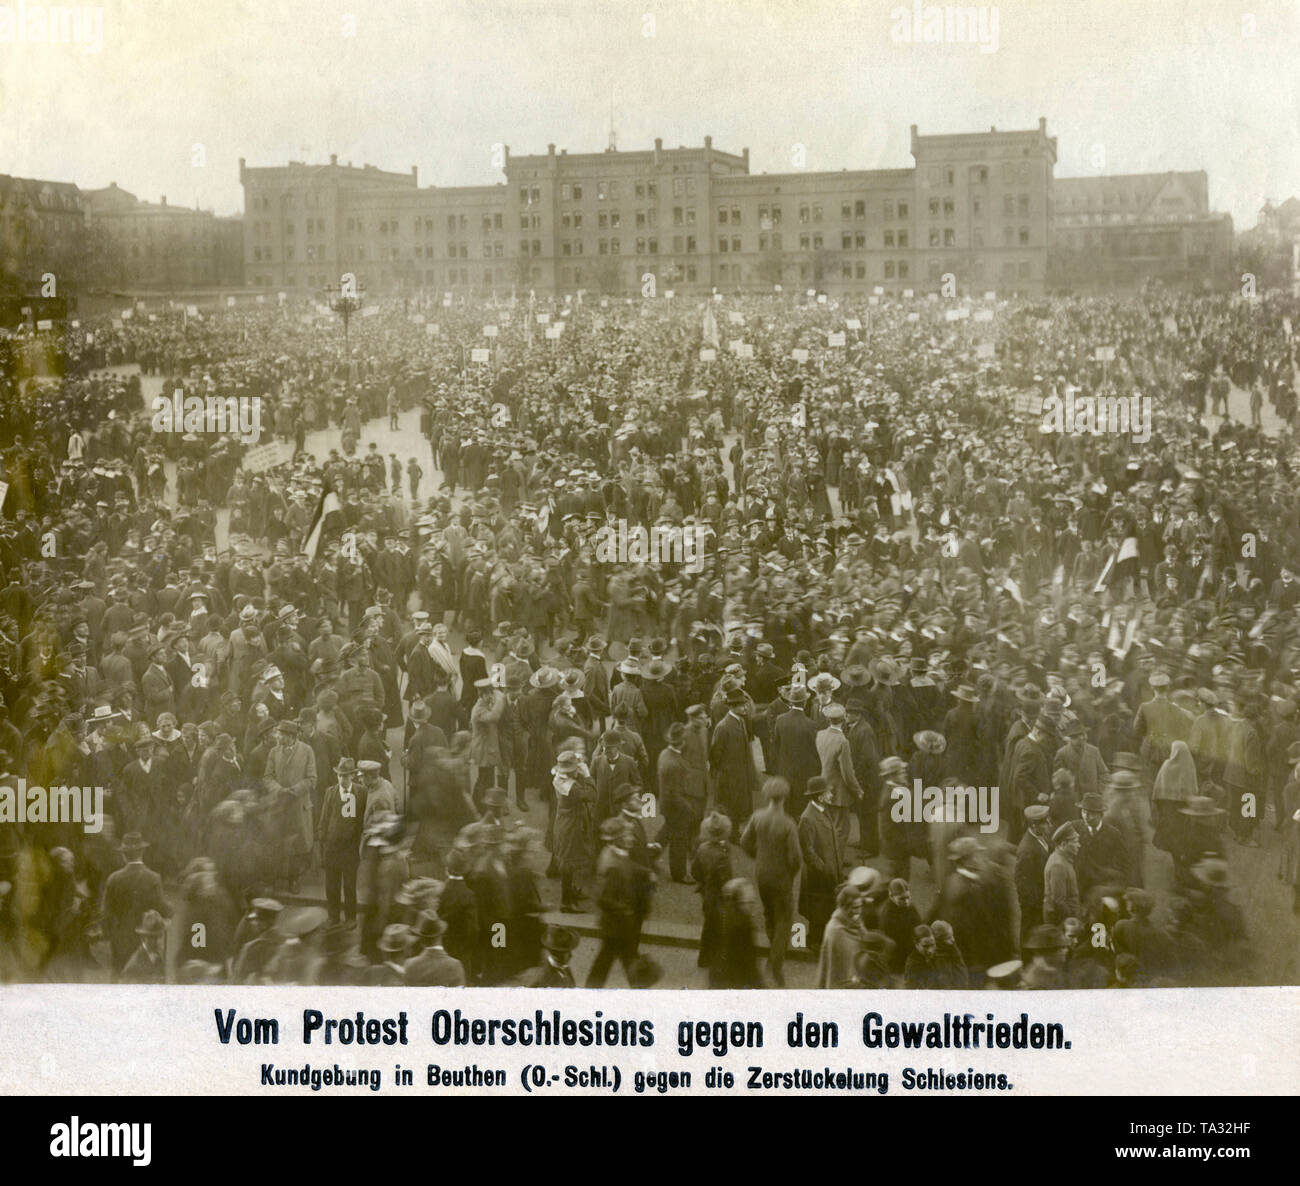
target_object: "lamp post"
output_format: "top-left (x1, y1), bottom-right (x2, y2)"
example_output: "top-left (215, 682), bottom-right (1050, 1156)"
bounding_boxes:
top-left (323, 277), bottom-right (365, 354)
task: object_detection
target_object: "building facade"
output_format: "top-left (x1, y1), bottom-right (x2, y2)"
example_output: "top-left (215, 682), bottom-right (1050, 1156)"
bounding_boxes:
top-left (83, 183), bottom-right (243, 290)
top-left (239, 120), bottom-right (1232, 299)
top-left (0, 174), bottom-right (87, 297)
top-left (1050, 172), bottom-right (1234, 291)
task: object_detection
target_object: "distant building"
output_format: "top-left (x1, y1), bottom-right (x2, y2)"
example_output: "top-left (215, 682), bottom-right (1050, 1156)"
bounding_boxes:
top-left (0, 174), bottom-right (86, 296)
top-left (1051, 171), bottom-right (1233, 291)
top-left (82, 183), bottom-right (243, 290)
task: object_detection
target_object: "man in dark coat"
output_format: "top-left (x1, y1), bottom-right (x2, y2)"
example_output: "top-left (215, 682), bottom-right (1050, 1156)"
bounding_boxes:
top-left (797, 776), bottom-right (842, 948)
top-left (403, 914), bottom-right (466, 986)
top-left (439, 847), bottom-right (482, 982)
top-left (1077, 791), bottom-right (1132, 893)
top-left (657, 722), bottom-right (706, 883)
top-left (316, 758), bottom-right (362, 925)
top-left (771, 685), bottom-right (821, 817)
top-left (1008, 710), bottom-right (1056, 845)
top-left (1014, 804), bottom-right (1053, 943)
top-left (710, 687), bottom-right (760, 830)
top-left (101, 833), bottom-right (169, 976)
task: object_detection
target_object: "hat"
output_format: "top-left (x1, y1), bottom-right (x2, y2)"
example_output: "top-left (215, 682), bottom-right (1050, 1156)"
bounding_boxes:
top-left (239, 604), bottom-right (258, 621)
top-left (1180, 796), bottom-right (1226, 817)
top-left (274, 906), bottom-right (328, 938)
top-left (1079, 792), bottom-right (1105, 814)
top-left (1024, 804), bottom-right (1050, 822)
top-left (260, 666), bottom-right (283, 682)
top-left (725, 686), bottom-right (748, 706)
top-left (554, 750), bottom-right (584, 773)
top-left (357, 759), bottom-right (382, 774)
top-left (135, 909), bottom-right (167, 937)
top-left (119, 832), bottom-right (149, 852)
top-left (1191, 857), bottom-right (1231, 887)
top-left (841, 664), bottom-right (871, 688)
top-left (951, 683), bottom-right (979, 703)
top-left (542, 925), bottom-right (579, 954)
top-left (808, 672), bottom-right (841, 695)
top-left (415, 912), bottom-right (448, 942)
top-left (913, 730), bottom-right (945, 754)
top-left (870, 657), bottom-right (902, 686)
top-left (822, 702), bottom-right (847, 721)
top-left (335, 757), bottom-right (357, 776)
top-left (1148, 671), bottom-right (1171, 688)
top-left (251, 898), bottom-right (284, 917)
top-left (685, 703), bottom-right (708, 718)
top-left (642, 658), bottom-right (672, 680)
top-left (1051, 822), bottom-right (1078, 845)
top-left (529, 666), bottom-right (561, 689)
top-left (617, 658), bottom-right (641, 676)
top-left (1196, 687), bottom-right (1219, 706)
top-left (585, 635), bottom-right (608, 654)
top-left (1023, 924), bottom-right (1068, 953)
top-left (846, 866), bottom-right (884, 894)
top-left (378, 924), bottom-right (414, 954)
top-left (985, 959), bottom-right (1023, 985)
top-left (779, 684), bottom-right (809, 704)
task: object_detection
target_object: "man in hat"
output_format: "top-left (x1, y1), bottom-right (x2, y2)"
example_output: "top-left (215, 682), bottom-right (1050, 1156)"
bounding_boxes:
top-left (585, 818), bottom-right (653, 987)
top-left (739, 777), bottom-right (804, 986)
top-left (1077, 791), bottom-right (1133, 893)
top-left (101, 833), bottom-right (169, 976)
top-left (404, 914), bottom-right (466, 986)
top-left (121, 909), bottom-right (169, 984)
top-left (710, 686), bottom-right (760, 832)
top-left (521, 925), bottom-right (580, 987)
top-left (440, 846), bottom-right (482, 981)
top-left (1043, 822), bottom-right (1081, 927)
top-left (367, 924), bottom-right (414, 985)
top-left (1014, 805), bottom-right (1053, 943)
top-left (264, 719), bottom-right (317, 889)
top-left (1055, 712), bottom-right (1109, 799)
top-left (1020, 924), bottom-right (1070, 989)
top-left (1132, 671), bottom-right (1191, 774)
top-left (816, 701), bottom-right (862, 853)
top-left (657, 721), bottom-right (706, 883)
top-left (798, 776), bottom-right (843, 947)
top-left (772, 682), bottom-right (820, 819)
top-left (263, 906), bottom-right (329, 984)
top-left (582, 636), bottom-right (611, 723)
top-left (317, 758), bottom-right (362, 926)
top-left (1008, 706), bottom-right (1058, 846)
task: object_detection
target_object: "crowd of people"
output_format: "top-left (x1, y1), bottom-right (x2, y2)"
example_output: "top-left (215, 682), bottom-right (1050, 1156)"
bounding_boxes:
top-left (1, 280), bottom-right (1298, 988)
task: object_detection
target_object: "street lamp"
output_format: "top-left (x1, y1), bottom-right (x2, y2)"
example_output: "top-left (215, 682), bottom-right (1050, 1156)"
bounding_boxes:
top-left (323, 277), bottom-right (366, 353)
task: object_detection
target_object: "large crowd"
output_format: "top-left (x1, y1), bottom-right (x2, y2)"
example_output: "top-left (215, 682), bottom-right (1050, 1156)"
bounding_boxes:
top-left (1, 281), bottom-right (1298, 989)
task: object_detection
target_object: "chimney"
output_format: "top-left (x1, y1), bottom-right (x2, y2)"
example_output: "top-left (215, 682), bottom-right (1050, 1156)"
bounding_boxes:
top-left (330, 153), bottom-right (337, 166)
top-left (238, 157), bottom-right (246, 181)
top-left (742, 147), bottom-right (749, 170)
top-left (1038, 116), bottom-right (1047, 133)
top-left (160, 195), bottom-right (167, 207)
top-left (411, 165), bottom-right (418, 184)
top-left (548, 143), bottom-right (556, 156)
top-left (654, 137), bottom-right (662, 166)
top-left (704, 135), bottom-right (712, 149)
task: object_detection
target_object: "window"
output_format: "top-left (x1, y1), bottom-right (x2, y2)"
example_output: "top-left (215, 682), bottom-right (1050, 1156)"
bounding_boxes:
top-left (898, 261), bottom-right (909, 279)
top-left (1018, 195), bottom-right (1030, 217)
top-left (759, 205), bottom-right (769, 223)
top-left (519, 186), bottom-right (529, 205)
top-left (519, 239), bottom-right (529, 256)
top-left (573, 184), bottom-right (583, 200)
top-left (1018, 260), bottom-right (1031, 279)
top-left (800, 205), bottom-right (810, 224)
top-left (928, 259), bottom-right (942, 281)
top-left (1019, 227), bottom-right (1030, 245)
top-left (731, 237), bottom-right (741, 252)
top-left (883, 200), bottom-right (894, 220)
top-left (855, 262), bottom-right (865, 278)
top-left (945, 167), bottom-right (955, 186)
top-left (647, 209), bottom-right (656, 226)
top-left (685, 208), bottom-right (694, 225)
top-left (943, 199), bottom-right (954, 217)
top-left (610, 181), bottom-right (620, 199)
top-left (976, 166), bottom-right (988, 184)
top-left (1003, 226), bottom-right (1014, 245)
top-left (494, 213), bottom-right (502, 229)
top-left (673, 207), bottom-right (683, 226)
top-left (718, 237), bottom-right (728, 252)
top-left (1003, 195), bottom-right (1015, 216)
top-left (801, 234), bottom-right (811, 250)
top-left (855, 233), bottom-right (865, 249)
top-left (532, 240), bottom-right (540, 255)
top-left (929, 228), bottom-right (940, 247)
top-left (772, 231), bottom-right (782, 249)
top-left (944, 228), bottom-right (956, 246)
top-left (855, 200), bottom-right (865, 218)
top-left (647, 182), bottom-right (657, 198)
top-left (687, 265), bottom-right (696, 282)
top-left (483, 243), bottom-right (492, 257)
top-left (483, 215), bottom-right (492, 233)
top-left (730, 206), bottom-right (740, 223)
top-left (972, 198), bottom-right (983, 217)
top-left (686, 177), bottom-right (696, 195)
top-left (813, 205), bottom-right (822, 222)
top-left (530, 187), bottom-right (540, 204)
top-left (637, 237), bottom-right (647, 253)
top-left (561, 213), bottom-right (571, 229)
top-left (884, 230), bottom-right (894, 248)
top-left (718, 207), bottom-right (729, 225)
top-left (842, 202), bottom-right (852, 220)
top-left (673, 178), bottom-right (684, 197)
top-left (929, 198), bottom-right (940, 217)
top-left (841, 233), bottom-right (852, 249)
top-left (972, 227), bottom-right (984, 248)
top-left (611, 239), bottom-right (620, 254)
top-left (635, 182), bottom-right (645, 199)
top-left (598, 181), bottom-right (608, 200)
top-left (759, 233), bottom-right (768, 250)
top-left (686, 236), bottom-right (695, 252)
top-left (611, 212), bottom-right (621, 228)
top-left (648, 238), bottom-right (658, 254)
top-left (573, 213), bottom-right (582, 229)
top-left (842, 263), bottom-right (852, 279)
top-left (771, 207), bottom-right (782, 225)
top-left (674, 235), bottom-right (683, 253)
top-left (599, 211), bottom-right (608, 228)
top-left (885, 260), bottom-right (895, 278)
top-left (561, 183), bottom-right (571, 200)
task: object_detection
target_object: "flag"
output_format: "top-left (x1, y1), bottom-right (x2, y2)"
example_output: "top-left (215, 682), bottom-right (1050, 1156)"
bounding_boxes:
top-left (702, 301), bottom-right (719, 348)
top-left (301, 482), bottom-right (345, 562)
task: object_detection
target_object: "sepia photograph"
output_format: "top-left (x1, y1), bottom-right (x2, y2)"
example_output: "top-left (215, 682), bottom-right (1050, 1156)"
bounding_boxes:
top-left (0, 0), bottom-right (1298, 1008)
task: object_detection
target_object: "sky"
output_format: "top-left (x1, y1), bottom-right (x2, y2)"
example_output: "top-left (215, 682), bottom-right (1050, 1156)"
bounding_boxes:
top-left (0, 0), bottom-right (1296, 228)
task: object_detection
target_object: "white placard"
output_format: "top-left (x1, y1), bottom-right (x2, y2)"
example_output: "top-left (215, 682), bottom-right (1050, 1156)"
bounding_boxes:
top-left (35, 319), bottom-right (53, 330)
top-left (0, 479), bottom-right (8, 509)
top-left (664, 290), bottom-right (674, 299)
top-left (537, 313), bottom-right (550, 323)
top-left (903, 289), bottom-right (914, 298)
top-left (483, 325), bottom-right (499, 337)
top-left (735, 344), bottom-right (754, 358)
top-left (845, 318), bottom-right (862, 330)
top-left (186, 305), bottom-right (199, 317)
top-left (1163, 316), bottom-right (1178, 335)
top-left (774, 285), bottom-right (782, 293)
top-left (974, 309), bottom-right (993, 322)
top-left (906, 313), bottom-right (920, 322)
top-left (817, 294), bottom-right (827, 304)
top-left (1095, 346), bottom-right (1116, 362)
top-left (827, 331), bottom-right (846, 347)
top-left (278, 292), bottom-right (286, 304)
top-left (443, 295), bottom-right (452, 306)
top-left (792, 348), bottom-right (810, 363)
top-left (699, 348), bottom-right (717, 361)
top-left (70, 319), bottom-right (80, 328)
top-left (256, 295), bottom-right (265, 304)
top-left (600, 299), bottom-right (609, 307)
top-left (121, 308), bottom-right (133, 320)
top-left (411, 314), bottom-right (425, 324)
top-left (425, 323), bottom-right (439, 336)
top-left (728, 311), bottom-right (744, 325)
top-left (111, 319), bottom-right (123, 330)
top-left (977, 342), bottom-right (996, 359)
top-left (985, 290), bottom-right (996, 300)
top-left (83, 332), bottom-right (92, 344)
top-left (545, 325), bottom-right (562, 339)
top-left (873, 286), bottom-right (884, 295)
top-left (243, 441), bottom-right (294, 472)
top-left (955, 306), bottom-right (970, 320)
top-left (868, 296), bottom-right (879, 306)
top-left (927, 293), bottom-right (939, 303)
top-left (945, 309), bottom-right (961, 321)
top-left (470, 347), bottom-right (491, 362)
top-left (226, 297), bottom-right (236, 307)
top-left (806, 289), bottom-right (816, 297)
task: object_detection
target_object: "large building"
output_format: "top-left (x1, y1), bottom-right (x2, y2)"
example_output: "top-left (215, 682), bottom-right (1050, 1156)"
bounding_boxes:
top-left (239, 119), bottom-right (1231, 299)
top-left (0, 174), bottom-right (87, 297)
top-left (1050, 171), bottom-right (1234, 291)
top-left (83, 183), bottom-right (243, 291)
